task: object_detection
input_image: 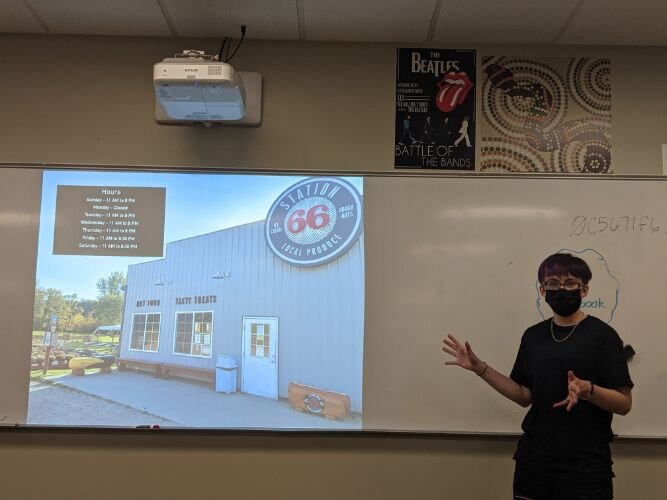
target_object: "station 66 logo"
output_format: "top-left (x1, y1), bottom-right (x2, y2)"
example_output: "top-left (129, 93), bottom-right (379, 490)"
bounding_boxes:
top-left (265, 177), bottom-right (363, 266)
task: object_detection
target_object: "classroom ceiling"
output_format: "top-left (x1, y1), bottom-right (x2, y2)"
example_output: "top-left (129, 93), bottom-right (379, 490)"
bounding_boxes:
top-left (1, 0), bottom-right (666, 46)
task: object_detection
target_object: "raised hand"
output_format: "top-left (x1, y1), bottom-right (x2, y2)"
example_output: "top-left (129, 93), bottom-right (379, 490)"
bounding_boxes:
top-left (442, 334), bottom-right (485, 374)
top-left (553, 370), bottom-right (592, 412)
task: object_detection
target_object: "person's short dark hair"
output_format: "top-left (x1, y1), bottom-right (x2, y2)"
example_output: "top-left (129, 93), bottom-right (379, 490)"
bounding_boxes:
top-left (537, 253), bottom-right (592, 284)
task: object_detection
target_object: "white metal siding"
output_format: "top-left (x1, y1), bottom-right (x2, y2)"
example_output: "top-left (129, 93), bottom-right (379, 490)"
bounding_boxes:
top-left (120, 220), bottom-right (364, 411)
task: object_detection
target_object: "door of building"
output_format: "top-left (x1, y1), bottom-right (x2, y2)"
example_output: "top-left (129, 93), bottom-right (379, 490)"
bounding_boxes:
top-left (241, 317), bottom-right (278, 399)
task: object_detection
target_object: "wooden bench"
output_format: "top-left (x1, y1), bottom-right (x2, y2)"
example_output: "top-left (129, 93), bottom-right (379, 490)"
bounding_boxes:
top-left (118, 359), bottom-right (163, 378)
top-left (160, 364), bottom-right (215, 385)
top-left (118, 359), bottom-right (214, 385)
top-left (69, 356), bottom-right (115, 376)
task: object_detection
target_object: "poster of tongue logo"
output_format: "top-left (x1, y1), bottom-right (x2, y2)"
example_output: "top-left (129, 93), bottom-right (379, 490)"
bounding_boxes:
top-left (394, 48), bottom-right (476, 170)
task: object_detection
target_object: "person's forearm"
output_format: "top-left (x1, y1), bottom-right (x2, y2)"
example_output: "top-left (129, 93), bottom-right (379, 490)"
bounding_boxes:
top-left (478, 364), bottom-right (531, 407)
top-left (587, 384), bottom-right (632, 415)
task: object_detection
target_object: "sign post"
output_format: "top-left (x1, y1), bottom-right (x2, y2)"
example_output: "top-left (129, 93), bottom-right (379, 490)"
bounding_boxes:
top-left (42, 314), bottom-right (57, 375)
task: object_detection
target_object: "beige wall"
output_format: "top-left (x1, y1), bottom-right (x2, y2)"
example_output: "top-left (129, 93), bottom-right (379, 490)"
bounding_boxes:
top-left (0, 431), bottom-right (665, 500)
top-left (1, 35), bottom-right (667, 173)
top-left (0, 34), bottom-right (666, 499)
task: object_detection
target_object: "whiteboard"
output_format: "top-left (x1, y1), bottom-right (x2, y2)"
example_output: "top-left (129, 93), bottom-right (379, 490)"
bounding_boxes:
top-left (363, 175), bottom-right (664, 438)
top-left (0, 168), bottom-right (664, 437)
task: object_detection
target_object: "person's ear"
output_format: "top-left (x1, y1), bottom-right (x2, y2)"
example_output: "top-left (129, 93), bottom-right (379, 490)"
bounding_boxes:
top-left (539, 284), bottom-right (546, 297)
top-left (580, 285), bottom-right (589, 299)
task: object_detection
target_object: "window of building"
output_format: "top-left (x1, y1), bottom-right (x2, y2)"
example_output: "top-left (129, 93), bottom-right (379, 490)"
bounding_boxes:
top-left (174, 311), bottom-right (213, 357)
top-left (251, 323), bottom-right (270, 358)
top-left (130, 313), bottom-right (161, 352)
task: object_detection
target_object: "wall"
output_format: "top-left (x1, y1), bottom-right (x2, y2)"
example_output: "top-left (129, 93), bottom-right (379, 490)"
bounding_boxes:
top-left (0, 34), bottom-right (666, 499)
top-left (1, 35), bottom-right (666, 173)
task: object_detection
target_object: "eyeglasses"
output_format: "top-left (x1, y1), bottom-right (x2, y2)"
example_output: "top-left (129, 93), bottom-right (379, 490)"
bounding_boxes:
top-left (542, 279), bottom-right (584, 291)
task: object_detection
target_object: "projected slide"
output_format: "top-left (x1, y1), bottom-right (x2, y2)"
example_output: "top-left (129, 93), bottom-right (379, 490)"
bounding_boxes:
top-left (29, 170), bottom-right (364, 429)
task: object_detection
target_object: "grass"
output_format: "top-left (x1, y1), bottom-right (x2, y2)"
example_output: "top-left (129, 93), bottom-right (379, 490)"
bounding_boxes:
top-left (31, 367), bottom-right (118, 381)
top-left (30, 368), bottom-right (71, 380)
top-left (30, 330), bottom-right (121, 376)
top-left (32, 331), bottom-right (119, 353)
top-left (32, 331), bottom-right (119, 344)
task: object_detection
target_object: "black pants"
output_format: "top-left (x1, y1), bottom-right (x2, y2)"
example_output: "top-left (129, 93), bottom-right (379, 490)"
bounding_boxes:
top-left (513, 464), bottom-right (613, 500)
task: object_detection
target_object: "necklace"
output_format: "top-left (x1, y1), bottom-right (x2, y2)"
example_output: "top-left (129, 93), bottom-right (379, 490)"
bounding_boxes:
top-left (550, 314), bottom-right (586, 343)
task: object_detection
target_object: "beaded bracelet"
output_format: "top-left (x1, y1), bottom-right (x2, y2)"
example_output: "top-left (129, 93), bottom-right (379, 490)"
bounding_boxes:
top-left (476, 362), bottom-right (489, 377)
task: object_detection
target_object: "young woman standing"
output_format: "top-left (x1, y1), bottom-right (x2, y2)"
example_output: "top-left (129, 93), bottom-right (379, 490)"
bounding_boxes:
top-left (443, 253), bottom-right (633, 500)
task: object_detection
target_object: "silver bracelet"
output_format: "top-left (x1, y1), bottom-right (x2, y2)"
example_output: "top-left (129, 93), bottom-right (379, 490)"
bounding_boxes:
top-left (579, 382), bottom-right (594, 401)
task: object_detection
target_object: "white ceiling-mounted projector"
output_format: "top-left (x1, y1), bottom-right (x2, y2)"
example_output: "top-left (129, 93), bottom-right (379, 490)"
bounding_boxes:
top-left (154, 49), bottom-right (262, 126)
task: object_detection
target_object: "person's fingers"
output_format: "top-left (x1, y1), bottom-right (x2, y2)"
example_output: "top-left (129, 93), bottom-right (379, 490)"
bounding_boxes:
top-left (442, 346), bottom-right (457, 357)
top-left (444, 361), bottom-right (460, 366)
top-left (568, 370), bottom-right (576, 381)
top-left (566, 389), bottom-right (579, 410)
top-left (442, 339), bottom-right (457, 351)
top-left (464, 341), bottom-right (474, 356)
top-left (553, 398), bottom-right (568, 408)
top-left (447, 334), bottom-right (462, 347)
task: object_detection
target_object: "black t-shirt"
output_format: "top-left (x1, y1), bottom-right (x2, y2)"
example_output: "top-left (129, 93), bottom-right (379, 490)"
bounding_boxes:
top-left (510, 315), bottom-right (633, 481)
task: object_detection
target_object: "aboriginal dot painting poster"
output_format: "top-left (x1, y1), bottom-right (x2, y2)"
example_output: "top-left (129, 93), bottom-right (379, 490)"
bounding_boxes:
top-left (480, 57), bottom-right (612, 173)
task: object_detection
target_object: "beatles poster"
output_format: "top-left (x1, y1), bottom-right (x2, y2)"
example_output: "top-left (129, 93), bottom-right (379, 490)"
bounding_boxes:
top-left (394, 48), bottom-right (476, 170)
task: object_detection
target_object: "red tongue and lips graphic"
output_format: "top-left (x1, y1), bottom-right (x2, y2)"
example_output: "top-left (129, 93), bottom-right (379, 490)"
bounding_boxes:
top-left (436, 71), bottom-right (473, 113)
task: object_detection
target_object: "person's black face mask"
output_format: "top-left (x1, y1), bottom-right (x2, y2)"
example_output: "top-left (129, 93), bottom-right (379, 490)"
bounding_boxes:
top-left (545, 289), bottom-right (582, 317)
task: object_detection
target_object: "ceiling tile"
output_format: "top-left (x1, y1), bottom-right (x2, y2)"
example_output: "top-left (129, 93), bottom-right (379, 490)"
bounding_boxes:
top-left (1, 0), bottom-right (666, 46)
top-left (161, 0), bottom-right (298, 39)
top-left (433, 0), bottom-right (580, 44)
top-left (558, 0), bottom-right (667, 46)
top-left (27, 0), bottom-right (172, 36)
top-left (0, 0), bottom-right (46, 33)
top-left (302, 0), bottom-right (436, 42)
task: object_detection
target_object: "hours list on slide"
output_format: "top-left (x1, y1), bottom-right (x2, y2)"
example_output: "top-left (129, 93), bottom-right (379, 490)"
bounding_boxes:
top-left (52, 185), bottom-right (166, 257)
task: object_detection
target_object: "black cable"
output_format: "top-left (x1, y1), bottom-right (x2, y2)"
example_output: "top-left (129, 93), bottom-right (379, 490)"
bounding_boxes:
top-left (225, 35), bottom-right (232, 62)
top-left (218, 37), bottom-right (229, 61)
top-left (225, 25), bottom-right (246, 63)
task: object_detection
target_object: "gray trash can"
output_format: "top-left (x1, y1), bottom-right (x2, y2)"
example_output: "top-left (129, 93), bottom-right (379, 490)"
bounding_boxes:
top-left (215, 355), bottom-right (238, 393)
